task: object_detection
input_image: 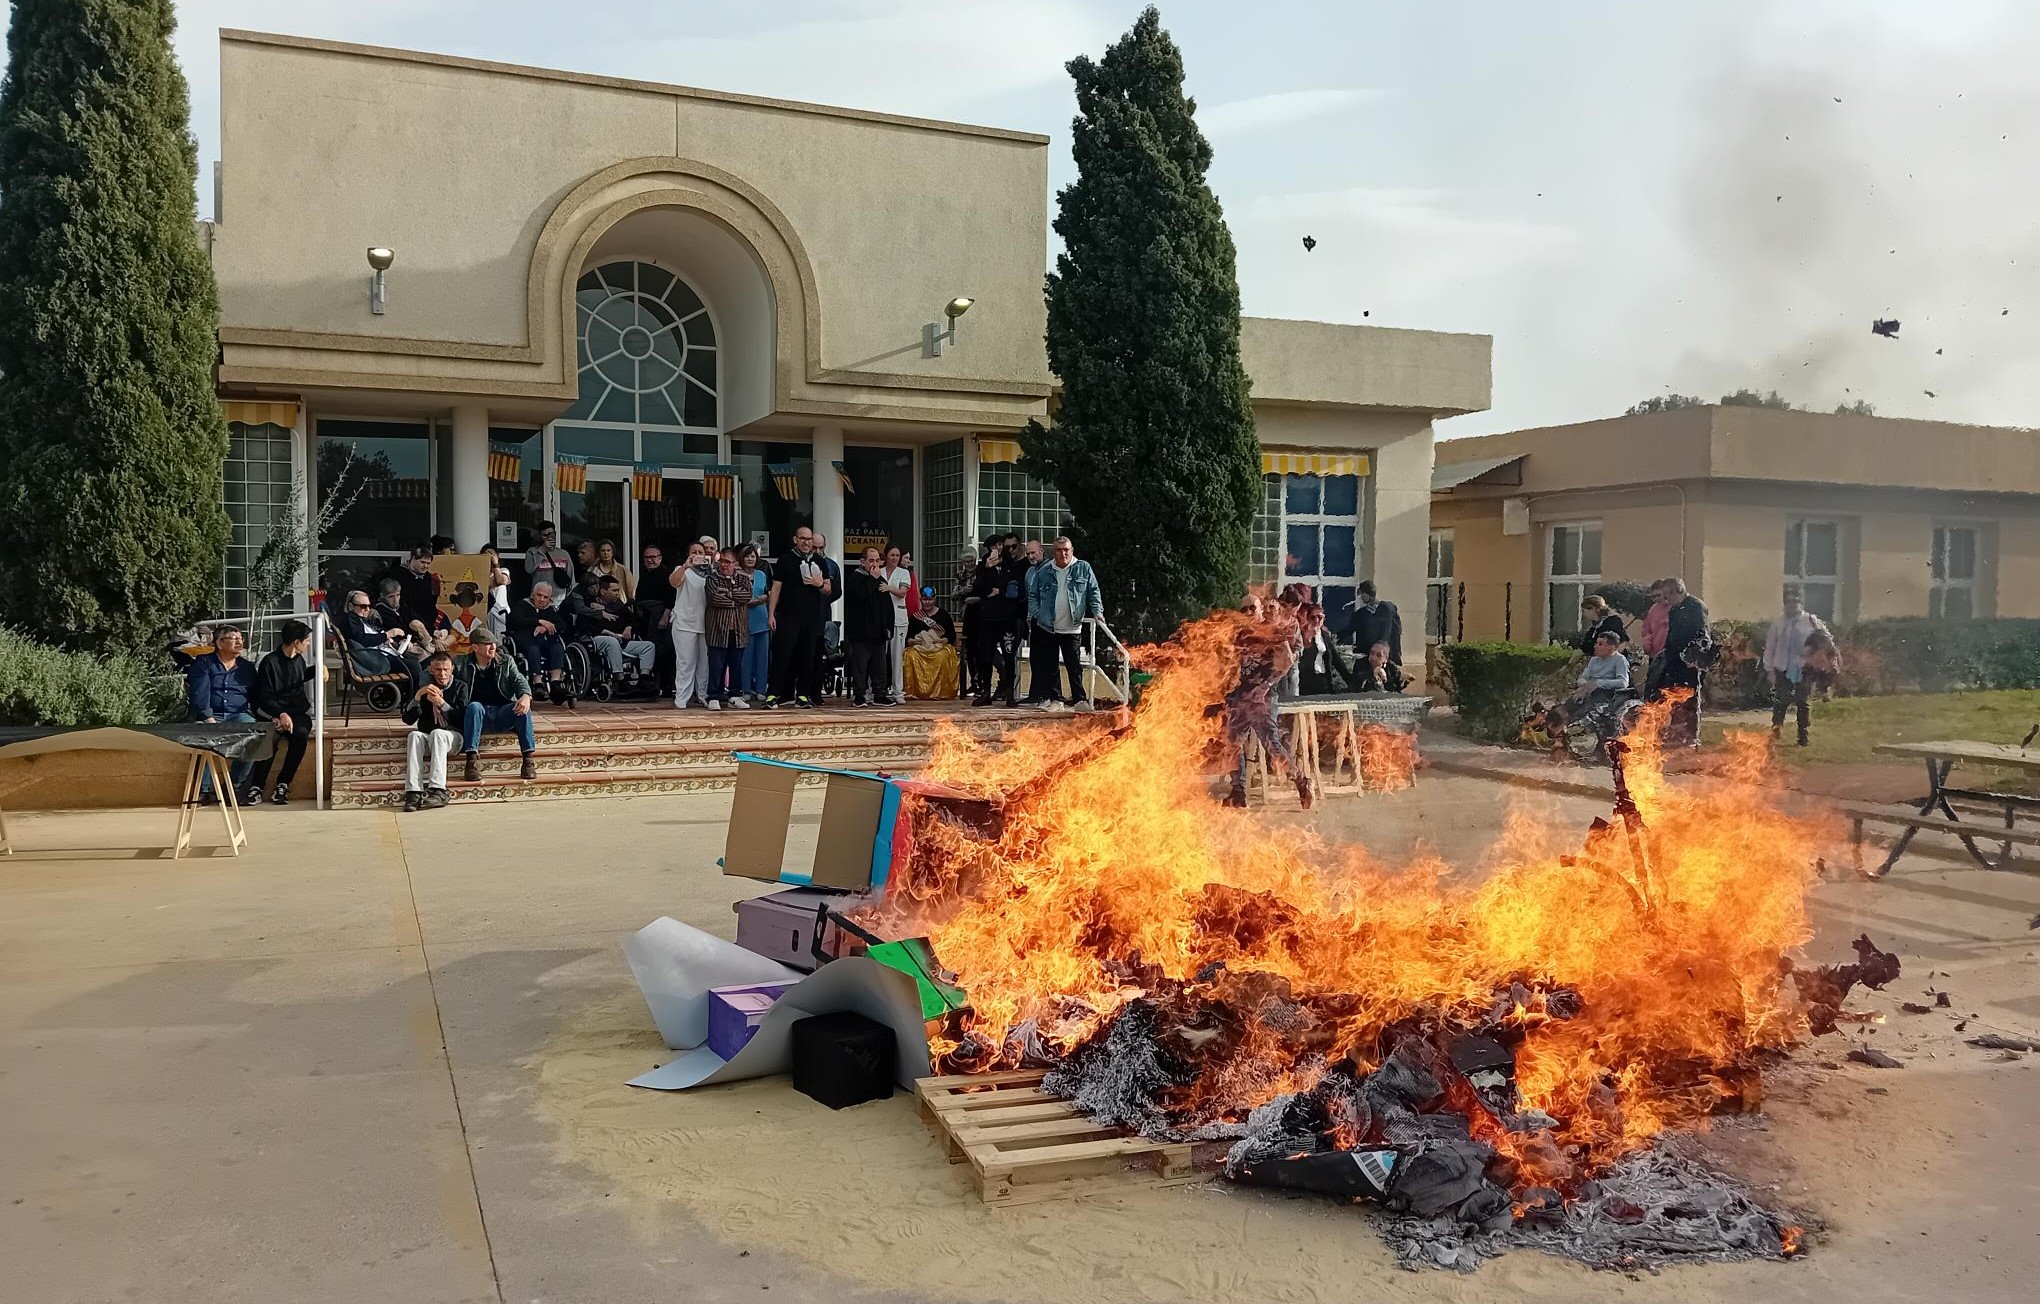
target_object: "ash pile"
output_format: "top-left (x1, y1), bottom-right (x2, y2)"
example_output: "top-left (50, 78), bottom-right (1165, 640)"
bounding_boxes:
top-left (1032, 938), bottom-right (1896, 1273)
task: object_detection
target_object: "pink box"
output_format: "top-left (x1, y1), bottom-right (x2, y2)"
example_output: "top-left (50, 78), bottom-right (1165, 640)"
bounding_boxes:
top-left (706, 981), bottom-right (796, 1060)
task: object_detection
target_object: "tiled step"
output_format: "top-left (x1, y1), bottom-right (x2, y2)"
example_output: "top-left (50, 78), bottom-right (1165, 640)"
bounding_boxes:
top-left (329, 761), bottom-right (892, 807)
top-left (326, 710), bottom-right (1016, 755)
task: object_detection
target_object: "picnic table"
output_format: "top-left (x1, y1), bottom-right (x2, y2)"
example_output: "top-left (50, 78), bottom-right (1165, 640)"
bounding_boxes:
top-left (1850, 740), bottom-right (2040, 875)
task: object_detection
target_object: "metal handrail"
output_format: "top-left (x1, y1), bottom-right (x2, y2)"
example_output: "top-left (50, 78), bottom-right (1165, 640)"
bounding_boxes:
top-left (178, 609), bottom-right (330, 809)
top-left (1086, 617), bottom-right (1134, 703)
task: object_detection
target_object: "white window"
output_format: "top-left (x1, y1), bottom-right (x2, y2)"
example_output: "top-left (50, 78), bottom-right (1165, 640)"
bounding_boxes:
top-left (1250, 471), bottom-right (1366, 624)
top-left (1425, 529), bottom-right (1455, 641)
top-left (1930, 526), bottom-right (1979, 619)
top-left (1547, 522), bottom-right (1602, 641)
top-left (1784, 519), bottom-right (1841, 622)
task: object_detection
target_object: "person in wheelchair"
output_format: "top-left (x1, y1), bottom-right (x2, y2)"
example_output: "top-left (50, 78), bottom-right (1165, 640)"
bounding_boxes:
top-left (508, 582), bottom-right (573, 705)
top-left (1544, 629), bottom-right (1636, 740)
top-left (583, 574), bottom-right (657, 691)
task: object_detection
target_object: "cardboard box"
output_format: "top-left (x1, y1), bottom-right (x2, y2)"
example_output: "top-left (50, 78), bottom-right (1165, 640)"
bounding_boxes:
top-left (721, 754), bottom-right (907, 890)
top-left (733, 887), bottom-right (876, 972)
top-left (704, 981), bottom-right (796, 1061)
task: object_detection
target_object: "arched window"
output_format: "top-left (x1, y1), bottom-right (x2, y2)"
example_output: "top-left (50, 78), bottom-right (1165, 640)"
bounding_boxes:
top-left (564, 261), bottom-right (718, 429)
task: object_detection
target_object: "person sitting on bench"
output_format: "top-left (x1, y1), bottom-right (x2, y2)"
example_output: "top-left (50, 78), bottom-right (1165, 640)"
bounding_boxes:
top-left (250, 618), bottom-right (317, 805)
top-left (337, 590), bottom-right (420, 688)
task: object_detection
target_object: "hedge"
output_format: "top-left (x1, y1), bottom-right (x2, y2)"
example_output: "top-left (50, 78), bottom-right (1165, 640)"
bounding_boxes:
top-left (1437, 641), bottom-right (1577, 741)
top-left (0, 625), bottom-right (185, 727)
top-left (1700, 617), bottom-right (2040, 703)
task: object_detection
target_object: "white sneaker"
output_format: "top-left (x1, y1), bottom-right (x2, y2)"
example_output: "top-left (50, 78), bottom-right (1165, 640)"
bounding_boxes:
top-left (729, 696), bottom-right (751, 709)
top-left (708, 699), bottom-right (723, 711)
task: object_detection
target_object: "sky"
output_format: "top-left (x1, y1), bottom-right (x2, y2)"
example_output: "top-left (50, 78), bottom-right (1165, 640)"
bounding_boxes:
top-left (16, 0), bottom-right (2040, 436)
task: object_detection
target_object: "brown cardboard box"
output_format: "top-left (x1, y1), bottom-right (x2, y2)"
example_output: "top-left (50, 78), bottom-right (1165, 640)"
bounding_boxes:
top-left (721, 755), bottom-right (903, 891)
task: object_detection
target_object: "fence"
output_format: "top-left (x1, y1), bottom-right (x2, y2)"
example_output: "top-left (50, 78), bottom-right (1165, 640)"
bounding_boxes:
top-left (179, 610), bottom-right (331, 808)
top-left (1427, 581), bottom-right (1522, 644)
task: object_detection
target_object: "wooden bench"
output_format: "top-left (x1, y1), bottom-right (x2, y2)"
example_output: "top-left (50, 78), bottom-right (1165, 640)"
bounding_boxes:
top-left (1839, 801), bottom-right (2040, 876)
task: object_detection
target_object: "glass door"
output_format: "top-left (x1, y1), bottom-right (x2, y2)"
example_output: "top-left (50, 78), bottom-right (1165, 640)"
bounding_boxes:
top-left (561, 465), bottom-right (631, 569)
top-left (636, 468), bottom-right (716, 562)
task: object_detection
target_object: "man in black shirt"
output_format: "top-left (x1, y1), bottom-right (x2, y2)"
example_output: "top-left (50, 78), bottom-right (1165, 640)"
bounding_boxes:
top-left (636, 543), bottom-right (677, 695)
top-left (1659, 577), bottom-right (1711, 746)
top-left (765, 526), bottom-right (830, 707)
top-left (970, 541), bottom-right (1024, 707)
top-left (1346, 581), bottom-right (1403, 666)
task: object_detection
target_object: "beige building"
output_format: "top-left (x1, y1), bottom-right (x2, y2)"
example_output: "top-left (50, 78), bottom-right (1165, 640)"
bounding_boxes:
top-left (205, 29), bottom-right (1489, 665)
top-left (1429, 405), bottom-right (2040, 644)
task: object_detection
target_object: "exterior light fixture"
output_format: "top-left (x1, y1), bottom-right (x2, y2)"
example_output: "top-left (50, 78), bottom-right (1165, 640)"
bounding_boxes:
top-left (923, 296), bottom-right (974, 357)
top-left (366, 246), bottom-right (395, 315)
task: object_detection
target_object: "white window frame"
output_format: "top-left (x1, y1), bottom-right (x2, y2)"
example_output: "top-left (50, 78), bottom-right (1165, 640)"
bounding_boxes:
top-left (1545, 520), bottom-right (1602, 641)
top-left (1426, 528), bottom-right (1455, 642)
top-left (1785, 518), bottom-right (1843, 623)
top-left (1930, 524), bottom-right (1981, 620)
top-left (1270, 471), bottom-right (1366, 617)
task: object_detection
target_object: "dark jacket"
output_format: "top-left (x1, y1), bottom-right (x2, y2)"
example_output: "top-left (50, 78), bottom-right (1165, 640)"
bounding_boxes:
top-left (1356, 659), bottom-right (1408, 694)
top-left (251, 650), bottom-right (314, 726)
top-left (185, 653), bottom-right (256, 720)
top-left (1577, 611), bottom-right (1629, 656)
top-left (455, 653), bottom-right (532, 707)
top-left (508, 598), bottom-right (563, 639)
top-left (1348, 599), bottom-right (1404, 665)
top-left (558, 588), bottom-right (604, 639)
top-left (910, 608), bottom-right (957, 645)
top-left (1665, 596), bottom-right (1711, 660)
top-left (844, 566), bottom-right (895, 643)
top-left (401, 676), bottom-right (470, 734)
top-left (338, 608), bottom-right (395, 650)
top-left (395, 567), bottom-right (438, 630)
top-left (1297, 633), bottom-right (1363, 696)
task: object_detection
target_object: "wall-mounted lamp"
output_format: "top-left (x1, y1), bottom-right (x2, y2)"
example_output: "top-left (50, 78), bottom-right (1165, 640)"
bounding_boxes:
top-left (923, 296), bottom-right (974, 357)
top-left (366, 246), bottom-right (395, 315)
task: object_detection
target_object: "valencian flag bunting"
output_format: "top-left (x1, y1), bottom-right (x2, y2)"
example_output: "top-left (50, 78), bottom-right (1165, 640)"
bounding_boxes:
top-left (632, 463), bottom-right (664, 502)
top-left (833, 459), bottom-right (855, 495)
top-left (767, 462), bottom-right (801, 500)
top-left (487, 443), bottom-right (522, 483)
top-left (554, 454), bottom-right (588, 495)
top-left (704, 464), bottom-right (738, 501)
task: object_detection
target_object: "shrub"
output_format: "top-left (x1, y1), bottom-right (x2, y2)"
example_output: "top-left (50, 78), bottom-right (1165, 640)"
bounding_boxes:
top-left (1705, 620), bottom-right (1773, 710)
top-left (0, 625), bottom-right (184, 727)
top-left (1841, 618), bottom-right (2040, 693)
top-left (1438, 641), bottom-right (1576, 741)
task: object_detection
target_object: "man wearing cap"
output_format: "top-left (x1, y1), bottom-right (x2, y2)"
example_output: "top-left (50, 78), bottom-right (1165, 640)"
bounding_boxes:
top-left (455, 628), bottom-right (537, 782)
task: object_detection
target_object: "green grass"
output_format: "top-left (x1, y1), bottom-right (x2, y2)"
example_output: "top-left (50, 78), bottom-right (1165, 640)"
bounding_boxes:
top-left (1702, 688), bottom-right (2040, 769)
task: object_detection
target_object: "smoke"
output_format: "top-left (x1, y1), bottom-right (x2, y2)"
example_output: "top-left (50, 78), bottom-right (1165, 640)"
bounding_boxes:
top-left (1663, 1), bottom-right (2040, 423)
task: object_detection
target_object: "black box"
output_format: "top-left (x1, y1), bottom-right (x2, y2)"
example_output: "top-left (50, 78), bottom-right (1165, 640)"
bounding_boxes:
top-left (789, 1011), bottom-right (896, 1110)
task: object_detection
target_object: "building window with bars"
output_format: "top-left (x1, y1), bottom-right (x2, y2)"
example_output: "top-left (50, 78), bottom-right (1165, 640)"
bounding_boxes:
top-left (222, 420), bottom-right (298, 616)
top-left (1930, 525), bottom-right (1980, 619)
top-left (1784, 518), bottom-right (1842, 622)
top-left (1426, 529), bottom-right (1455, 642)
top-left (975, 460), bottom-right (1072, 546)
top-left (1546, 521), bottom-right (1602, 641)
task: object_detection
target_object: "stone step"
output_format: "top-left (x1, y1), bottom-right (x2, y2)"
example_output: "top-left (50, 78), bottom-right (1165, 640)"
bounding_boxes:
top-left (329, 761), bottom-right (900, 807)
top-left (327, 709), bottom-right (1016, 755)
top-left (330, 739), bottom-right (933, 782)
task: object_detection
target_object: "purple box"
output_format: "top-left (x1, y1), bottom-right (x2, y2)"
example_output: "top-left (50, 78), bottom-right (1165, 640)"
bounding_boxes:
top-left (706, 981), bottom-right (797, 1061)
top-left (733, 888), bottom-right (876, 971)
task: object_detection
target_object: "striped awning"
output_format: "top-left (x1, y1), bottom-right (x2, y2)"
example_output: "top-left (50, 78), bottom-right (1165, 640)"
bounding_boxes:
top-left (1262, 451), bottom-right (1369, 477)
top-left (977, 437), bottom-right (1021, 465)
top-left (222, 400), bottom-right (300, 428)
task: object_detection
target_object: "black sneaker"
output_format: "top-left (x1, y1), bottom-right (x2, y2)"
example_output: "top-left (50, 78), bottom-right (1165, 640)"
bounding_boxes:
top-left (241, 783), bottom-right (265, 808)
top-left (402, 791), bottom-right (422, 813)
top-left (198, 790), bottom-right (219, 807)
top-left (760, 696), bottom-right (781, 710)
top-left (270, 783), bottom-right (289, 806)
top-left (971, 695), bottom-right (992, 708)
top-left (425, 787), bottom-right (450, 809)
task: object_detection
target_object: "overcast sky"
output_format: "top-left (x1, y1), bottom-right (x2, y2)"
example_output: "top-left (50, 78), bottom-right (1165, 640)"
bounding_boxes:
top-left (19, 0), bottom-right (2040, 436)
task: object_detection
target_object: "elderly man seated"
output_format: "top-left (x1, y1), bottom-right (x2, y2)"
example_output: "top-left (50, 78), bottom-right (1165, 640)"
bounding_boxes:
top-left (585, 575), bottom-right (656, 682)
top-left (184, 623), bottom-right (259, 804)
top-left (337, 589), bottom-right (422, 688)
top-left (508, 581), bottom-right (573, 705)
top-left (400, 651), bottom-right (467, 811)
top-left (456, 628), bottom-right (538, 782)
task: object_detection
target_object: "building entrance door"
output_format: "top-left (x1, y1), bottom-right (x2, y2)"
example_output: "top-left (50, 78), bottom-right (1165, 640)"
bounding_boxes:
top-left (636, 469), bottom-right (716, 565)
top-left (560, 466), bottom-right (631, 571)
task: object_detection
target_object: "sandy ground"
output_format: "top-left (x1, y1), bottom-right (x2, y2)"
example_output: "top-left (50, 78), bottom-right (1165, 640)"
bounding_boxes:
top-left (3, 766), bottom-right (2038, 1303)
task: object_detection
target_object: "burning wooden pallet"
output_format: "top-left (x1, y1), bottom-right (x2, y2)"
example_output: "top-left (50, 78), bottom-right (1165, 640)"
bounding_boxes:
top-left (916, 1070), bottom-right (1224, 1207)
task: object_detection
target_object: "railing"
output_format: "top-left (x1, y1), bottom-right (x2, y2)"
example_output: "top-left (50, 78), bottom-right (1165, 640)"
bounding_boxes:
top-left (1086, 618), bottom-right (1134, 703)
top-left (177, 610), bottom-right (331, 808)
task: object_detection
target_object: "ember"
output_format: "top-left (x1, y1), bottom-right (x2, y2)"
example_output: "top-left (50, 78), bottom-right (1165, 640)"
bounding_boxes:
top-left (871, 612), bottom-right (1864, 1266)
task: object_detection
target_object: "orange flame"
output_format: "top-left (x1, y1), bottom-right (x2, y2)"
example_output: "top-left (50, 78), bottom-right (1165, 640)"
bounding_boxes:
top-left (876, 614), bottom-right (1827, 1177)
top-left (1355, 724), bottom-right (1417, 793)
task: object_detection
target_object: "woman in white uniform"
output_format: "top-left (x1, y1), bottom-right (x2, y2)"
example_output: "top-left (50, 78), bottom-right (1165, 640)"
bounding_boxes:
top-left (881, 546), bottom-right (913, 705)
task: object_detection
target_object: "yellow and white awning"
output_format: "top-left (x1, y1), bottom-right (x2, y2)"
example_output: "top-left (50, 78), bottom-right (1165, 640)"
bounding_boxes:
top-left (977, 437), bottom-right (1022, 465)
top-left (222, 400), bottom-right (301, 428)
top-left (1262, 451), bottom-right (1369, 477)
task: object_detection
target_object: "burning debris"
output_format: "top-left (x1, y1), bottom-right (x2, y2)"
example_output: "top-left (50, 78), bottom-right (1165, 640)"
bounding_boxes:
top-left (870, 612), bottom-right (1871, 1270)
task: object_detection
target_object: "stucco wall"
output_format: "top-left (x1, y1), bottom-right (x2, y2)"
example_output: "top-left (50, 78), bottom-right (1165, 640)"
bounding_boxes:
top-left (1710, 407), bottom-right (2040, 494)
top-left (1369, 423), bottom-right (1436, 688)
top-left (213, 32), bottom-right (1050, 406)
top-left (1240, 318), bottom-right (1491, 416)
top-left (1435, 410), bottom-right (1713, 493)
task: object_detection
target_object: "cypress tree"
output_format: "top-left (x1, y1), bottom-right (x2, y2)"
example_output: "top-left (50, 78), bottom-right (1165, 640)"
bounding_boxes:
top-left (1020, 6), bottom-right (1259, 643)
top-left (0, 0), bottom-right (229, 654)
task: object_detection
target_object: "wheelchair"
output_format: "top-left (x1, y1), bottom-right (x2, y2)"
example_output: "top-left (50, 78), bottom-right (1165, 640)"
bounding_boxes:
top-left (570, 633), bottom-right (664, 702)
top-left (1549, 688), bottom-right (1644, 766)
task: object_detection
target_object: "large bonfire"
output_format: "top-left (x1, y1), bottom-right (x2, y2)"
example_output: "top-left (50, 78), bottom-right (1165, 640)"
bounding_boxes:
top-left (868, 611), bottom-right (1869, 1264)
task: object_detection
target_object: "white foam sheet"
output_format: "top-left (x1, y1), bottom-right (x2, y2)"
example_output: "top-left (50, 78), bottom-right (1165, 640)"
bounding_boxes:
top-left (624, 916), bottom-right (802, 1050)
top-left (627, 956), bottom-right (931, 1091)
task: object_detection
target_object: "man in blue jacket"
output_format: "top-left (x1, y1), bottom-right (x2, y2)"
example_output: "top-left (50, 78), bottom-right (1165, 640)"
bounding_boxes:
top-left (1024, 536), bottom-right (1104, 709)
top-left (185, 625), bottom-right (260, 804)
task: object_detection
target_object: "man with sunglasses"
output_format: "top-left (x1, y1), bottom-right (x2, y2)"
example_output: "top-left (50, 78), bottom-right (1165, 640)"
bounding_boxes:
top-left (336, 588), bottom-right (420, 687)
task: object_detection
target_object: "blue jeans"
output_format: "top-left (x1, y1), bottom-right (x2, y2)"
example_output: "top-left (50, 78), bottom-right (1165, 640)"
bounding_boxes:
top-left (199, 712), bottom-right (257, 795)
top-left (742, 630), bottom-right (771, 696)
top-left (463, 701), bottom-right (536, 754)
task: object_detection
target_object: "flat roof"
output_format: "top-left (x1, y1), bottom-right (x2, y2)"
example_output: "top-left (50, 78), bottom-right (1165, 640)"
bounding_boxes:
top-left (220, 29), bottom-right (1053, 147)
